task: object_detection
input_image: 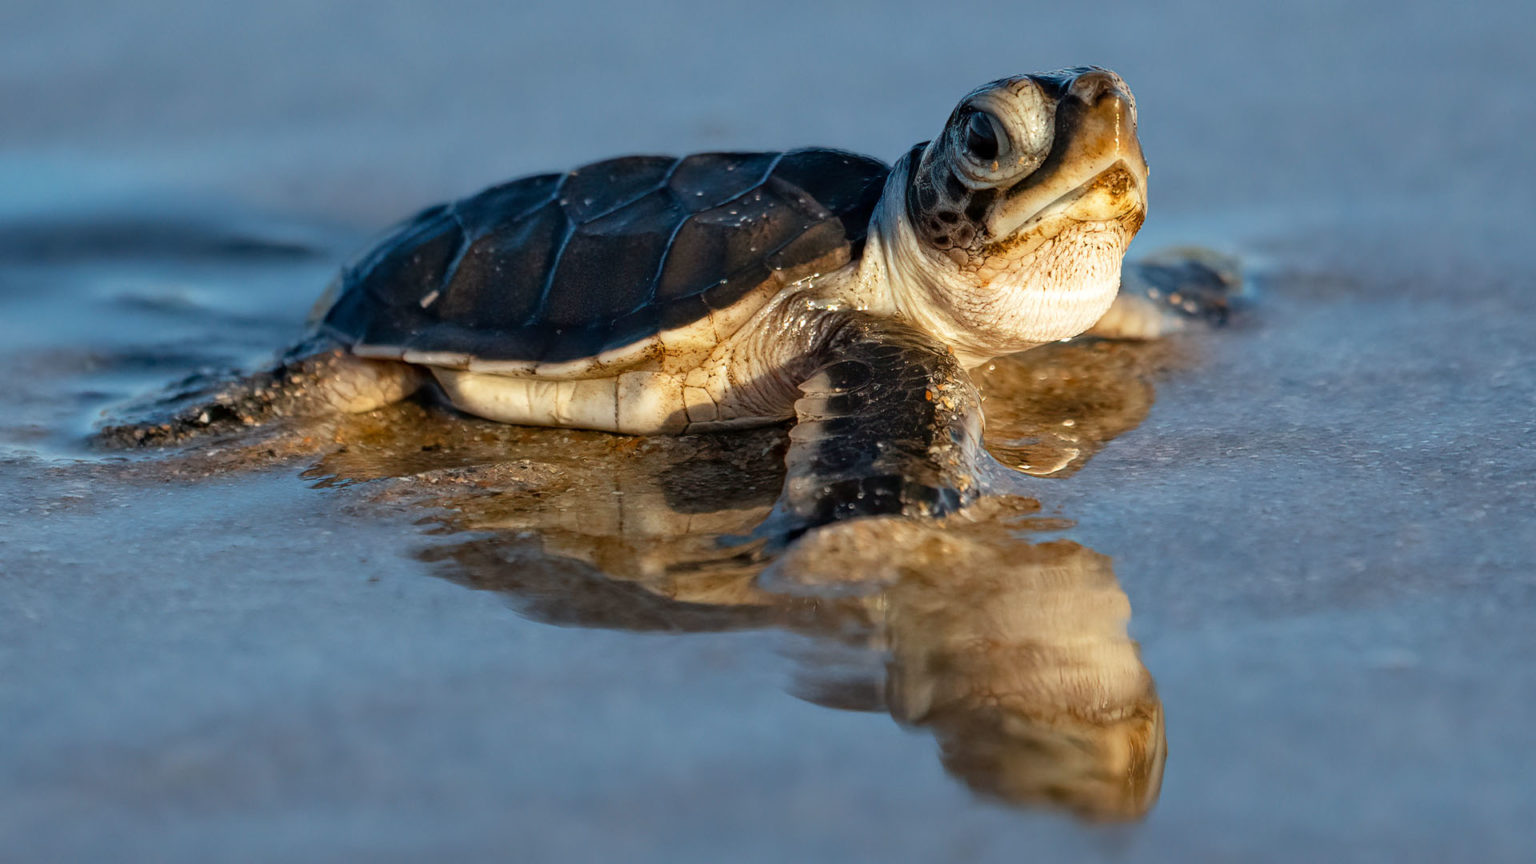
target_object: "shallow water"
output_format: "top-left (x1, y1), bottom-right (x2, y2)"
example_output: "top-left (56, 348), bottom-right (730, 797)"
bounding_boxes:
top-left (4, 1), bottom-right (1536, 861)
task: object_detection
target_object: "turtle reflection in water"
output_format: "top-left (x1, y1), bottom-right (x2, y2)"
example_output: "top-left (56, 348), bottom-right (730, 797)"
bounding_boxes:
top-left (780, 525), bottom-right (1164, 821)
top-left (113, 67), bottom-right (1237, 535)
top-left (306, 336), bottom-right (1178, 820)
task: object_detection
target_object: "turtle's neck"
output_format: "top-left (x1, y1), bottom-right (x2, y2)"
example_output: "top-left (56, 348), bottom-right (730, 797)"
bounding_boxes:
top-left (848, 156), bottom-right (1029, 368)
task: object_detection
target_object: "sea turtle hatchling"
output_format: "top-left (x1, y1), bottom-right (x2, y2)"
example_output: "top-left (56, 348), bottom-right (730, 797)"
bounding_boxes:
top-left (129, 68), bottom-right (1234, 528)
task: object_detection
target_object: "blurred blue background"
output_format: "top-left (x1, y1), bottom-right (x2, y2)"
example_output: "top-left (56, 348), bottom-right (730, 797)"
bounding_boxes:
top-left (6, 0), bottom-right (1529, 232)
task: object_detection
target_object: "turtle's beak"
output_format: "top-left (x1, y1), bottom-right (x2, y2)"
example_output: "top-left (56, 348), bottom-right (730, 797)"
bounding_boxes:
top-left (986, 69), bottom-right (1146, 241)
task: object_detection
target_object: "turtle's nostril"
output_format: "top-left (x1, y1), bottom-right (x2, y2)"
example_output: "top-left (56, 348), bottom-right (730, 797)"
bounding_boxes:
top-left (1069, 70), bottom-right (1123, 105)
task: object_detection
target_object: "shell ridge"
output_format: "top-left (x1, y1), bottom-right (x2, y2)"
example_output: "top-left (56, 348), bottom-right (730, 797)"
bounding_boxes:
top-left (523, 170), bottom-right (577, 330)
top-left (435, 178), bottom-right (562, 323)
top-left (701, 198), bottom-right (834, 312)
top-left (662, 151), bottom-right (792, 214)
top-left (624, 152), bottom-right (828, 320)
top-left (620, 151), bottom-right (789, 320)
top-left (625, 156), bottom-right (710, 317)
top-left (696, 151), bottom-right (789, 213)
top-left (428, 206), bottom-right (474, 319)
top-left (577, 155), bottom-right (683, 225)
top-left (757, 150), bottom-right (789, 187)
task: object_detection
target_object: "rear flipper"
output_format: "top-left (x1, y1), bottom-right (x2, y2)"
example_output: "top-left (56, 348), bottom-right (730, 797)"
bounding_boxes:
top-left (98, 335), bottom-right (423, 447)
top-left (761, 315), bottom-right (993, 541)
top-left (1089, 247), bottom-right (1244, 339)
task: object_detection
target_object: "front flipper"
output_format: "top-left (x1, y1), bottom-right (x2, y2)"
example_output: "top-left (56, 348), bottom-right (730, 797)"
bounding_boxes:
top-left (766, 315), bottom-right (991, 538)
top-left (1089, 248), bottom-right (1244, 339)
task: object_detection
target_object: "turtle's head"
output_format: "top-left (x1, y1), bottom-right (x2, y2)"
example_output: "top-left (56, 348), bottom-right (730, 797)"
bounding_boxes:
top-left (876, 68), bottom-right (1147, 365)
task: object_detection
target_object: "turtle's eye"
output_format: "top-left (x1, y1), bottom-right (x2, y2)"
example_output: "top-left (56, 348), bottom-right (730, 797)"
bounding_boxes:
top-left (964, 112), bottom-right (1001, 162)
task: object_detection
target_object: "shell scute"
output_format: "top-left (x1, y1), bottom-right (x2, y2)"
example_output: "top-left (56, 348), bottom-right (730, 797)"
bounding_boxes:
top-left (561, 156), bottom-right (675, 223)
top-left (669, 152), bottom-right (780, 211)
top-left (542, 188), bottom-right (686, 330)
top-left (433, 197), bottom-right (565, 330)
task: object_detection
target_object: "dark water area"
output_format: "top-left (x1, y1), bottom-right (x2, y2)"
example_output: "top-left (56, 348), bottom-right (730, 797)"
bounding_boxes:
top-left (3, 1), bottom-right (1535, 861)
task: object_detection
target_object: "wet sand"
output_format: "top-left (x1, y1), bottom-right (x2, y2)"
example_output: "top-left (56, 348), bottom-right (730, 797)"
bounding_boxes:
top-left (3, 1), bottom-right (1535, 861)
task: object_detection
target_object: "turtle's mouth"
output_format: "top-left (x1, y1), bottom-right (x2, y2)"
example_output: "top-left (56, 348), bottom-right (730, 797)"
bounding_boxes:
top-left (979, 161), bottom-right (1146, 259)
top-left (1021, 161), bottom-right (1143, 225)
